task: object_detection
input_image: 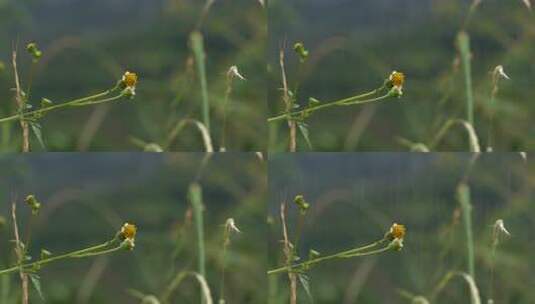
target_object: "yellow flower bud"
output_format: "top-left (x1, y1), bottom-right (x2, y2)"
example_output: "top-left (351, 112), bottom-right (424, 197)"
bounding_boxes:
top-left (120, 223), bottom-right (137, 240)
top-left (389, 71), bottom-right (405, 88)
top-left (122, 71), bottom-right (138, 88)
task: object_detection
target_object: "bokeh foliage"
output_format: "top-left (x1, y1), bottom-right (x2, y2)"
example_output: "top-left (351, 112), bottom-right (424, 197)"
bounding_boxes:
top-left (269, 153), bottom-right (535, 303)
top-left (269, 0), bottom-right (535, 151)
top-left (0, 0), bottom-right (266, 151)
top-left (0, 153), bottom-right (266, 303)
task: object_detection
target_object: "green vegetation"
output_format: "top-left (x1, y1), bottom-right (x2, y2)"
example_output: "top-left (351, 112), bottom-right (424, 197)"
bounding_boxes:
top-left (0, 153), bottom-right (266, 303)
top-left (0, 0), bottom-right (266, 151)
top-left (269, 0), bottom-right (535, 151)
top-left (268, 153), bottom-right (534, 303)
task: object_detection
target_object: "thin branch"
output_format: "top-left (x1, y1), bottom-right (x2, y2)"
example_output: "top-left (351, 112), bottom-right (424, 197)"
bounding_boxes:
top-left (280, 202), bottom-right (297, 304)
top-left (12, 49), bottom-right (30, 152)
top-left (279, 48), bottom-right (296, 152)
top-left (11, 200), bottom-right (28, 304)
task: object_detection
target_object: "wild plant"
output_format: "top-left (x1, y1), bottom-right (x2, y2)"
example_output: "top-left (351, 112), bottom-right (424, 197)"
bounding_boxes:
top-left (0, 194), bottom-right (137, 303)
top-left (0, 43), bottom-right (138, 152)
top-left (131, 0), bottom-right (254, 152)
top-left (268, 195), bottom-right (405, 303)
top-left (127, 159), bottom-right (245, 304)
top-left (402, 1), bottom-right (530, 152)
top-left (268, 42), bottom-right (405, 151)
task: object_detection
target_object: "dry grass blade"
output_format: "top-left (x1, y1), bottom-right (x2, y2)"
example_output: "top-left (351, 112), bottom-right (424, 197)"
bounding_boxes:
top-left (166, 119), bottom-right (213, 152)
top-left (279, 48), bottom-right (296, 152)
top-left (280, 202), bottom-right (297, 304)
top-left (430, 119), bottom-right (480, 152)
top-left (432, 271), bottom-right (481, 304)
top-left (12, 49), bottom-right (30, 152)
top-left (11, 201), bottom-right (29, 304)
top-left (160, 271), bottom-right (213, 304)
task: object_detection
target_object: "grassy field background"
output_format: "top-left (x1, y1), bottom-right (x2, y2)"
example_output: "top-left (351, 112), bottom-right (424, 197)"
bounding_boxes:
top-left (0, 153), bottom-right (266, 303)
top-left (268, 0), bottom-right (535, 151)
top-left (268, 153), bottom-right (534, 303)
top-left (0, 0), bottom-right (266, 151)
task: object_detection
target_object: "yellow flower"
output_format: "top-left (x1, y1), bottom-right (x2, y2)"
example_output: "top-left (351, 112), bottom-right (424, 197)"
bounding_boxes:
top-left (388, 223), bottom-right (406, 240)
top-left (389, 71), bottom-right (405, 88)
top-left (120, 223), bottom-right (137, 240)
top-left (122, 71), bottom-right (138, 88)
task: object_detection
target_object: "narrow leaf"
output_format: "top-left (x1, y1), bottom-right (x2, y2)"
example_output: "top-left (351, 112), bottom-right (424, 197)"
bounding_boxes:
top-left (298, 273), bottom-right (314, 303)
top-left (297, 122), bottom-right (313, 149)
top-left (30, 122), bottom-right (46, 150)
top-left (29, 273), bottom-right (45, 301)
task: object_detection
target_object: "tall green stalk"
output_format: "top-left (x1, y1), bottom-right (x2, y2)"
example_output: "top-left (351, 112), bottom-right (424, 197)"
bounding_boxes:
top-left (457, 183), bottom-right (475, 279)
top-left (457, 31), bottom-right (474, 126)
top-left (188, 183), bottom-right (206, 302)
top-left (190, 32), bottom-right (211, 133)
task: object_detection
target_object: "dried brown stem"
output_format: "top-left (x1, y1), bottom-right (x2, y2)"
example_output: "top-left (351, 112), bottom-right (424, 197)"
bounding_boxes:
top-left (280, 202), bottom-right (297, 304)
top-left (11, 200), bottom-right (29, 304)
top-left (279, 49), bottom-right (296, 152)
top-left (12, 49), bottom-right (30, 152)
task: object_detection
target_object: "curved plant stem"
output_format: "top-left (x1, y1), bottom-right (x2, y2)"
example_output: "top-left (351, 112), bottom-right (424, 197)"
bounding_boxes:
top-left (0, 85), bottom-right (120, 124)
top-left (268, 88), bottom-right (390, 122)
top-left (165, 119), bottom-right (213, 152)
top-left (267, 238), bottom-right (388, 275)
top-left (428, 119), bottom-right (480, 152)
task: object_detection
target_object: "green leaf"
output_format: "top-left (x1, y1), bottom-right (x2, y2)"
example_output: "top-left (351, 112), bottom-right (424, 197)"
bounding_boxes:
top-left (40, 98), bottom-right (53, 108)
top-left (297, 122), bottom-right (313, 149)
top-left (298, 273), bottom-right (314, 303)
top-left (28, 273), bottom-right (45, 301)
top-left (308, 97), bottom-right (321, 105)
top-left (29, 122), bottom-right (46, 150)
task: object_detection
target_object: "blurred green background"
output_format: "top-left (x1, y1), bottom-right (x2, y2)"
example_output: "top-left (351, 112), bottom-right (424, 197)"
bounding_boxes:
top-left (0, 0), bottom-right (266, 151)
top-left (268, 153), bottom-right (534, 303)
top-left (0, 153), bottom-right (266, 303)
top-left (268, 0), bottom-right (535, 151)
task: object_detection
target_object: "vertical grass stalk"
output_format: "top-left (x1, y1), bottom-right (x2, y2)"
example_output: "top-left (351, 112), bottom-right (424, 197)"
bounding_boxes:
top-left (189, 183), bottom-right (206, 302)
top-left (456, 183), bottom-right (475, 279)
top-left (190, 32), bottom-right (211, 133)
top-left (457, 31), bottom-right (474, 126)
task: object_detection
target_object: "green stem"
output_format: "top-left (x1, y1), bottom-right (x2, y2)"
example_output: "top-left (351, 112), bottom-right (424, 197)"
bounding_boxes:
top-left (190, 31), bottom-right (210, 133)
top-left (457, 183), bottom-right (475, 279)
top-left (267, 88), bottom-right (389, 122)
top-left (0, 238), bottom-right (119, 276)
top-left (69, 94), bottom-right (125, 107)
top-left (0, 85), bottom-right (120, 123)
top-left (458, 31), bottom-right (474, 126)
top-left (267, 239), bottom-right (387, 275)
top-left (189, 183), bottom-right (206, 302)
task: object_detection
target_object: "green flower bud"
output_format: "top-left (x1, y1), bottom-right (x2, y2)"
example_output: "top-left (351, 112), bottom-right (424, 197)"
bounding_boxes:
top-left (294, 194), bottom-right (310, 213)
top-left (25, 194), bottom-right (41, 215)
top-left (293, 42), bottom-right (309, 63)
top-left (26, 42), bottom-right (43, 62)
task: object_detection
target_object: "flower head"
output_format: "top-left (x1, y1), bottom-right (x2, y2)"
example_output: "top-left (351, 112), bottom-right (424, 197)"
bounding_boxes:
top-left (386, 223), bottom-right (406, 241)
top-left (227, 65), bottom-right (246, 81)
top-left (389, 71), bottom-right (405, 87)
top-left (225, 218), bottom-right (241, 234)
top-left (387, 71), bottom-right (405, 97)
top-left (120, 222), bottom-right (137, 240)
top-left (122, 71), bottom-right (138, 88)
